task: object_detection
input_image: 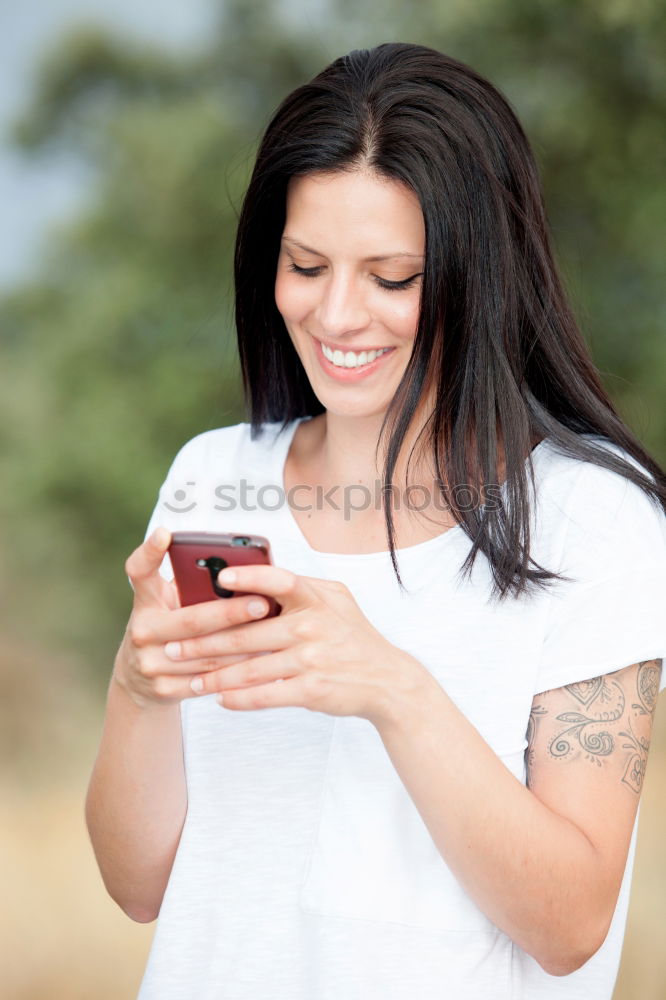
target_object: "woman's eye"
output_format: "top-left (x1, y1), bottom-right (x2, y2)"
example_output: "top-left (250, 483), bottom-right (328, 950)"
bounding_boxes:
top-left (375, 274), bottom-right (422, 291)
top-left (287, 262), bottom-right (422, 292)
top-left (288, 263), bottom-right (322, 278)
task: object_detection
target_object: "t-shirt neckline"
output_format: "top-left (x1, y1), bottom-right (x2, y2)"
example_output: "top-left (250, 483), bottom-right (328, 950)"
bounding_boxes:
top-left (273, 416), bottom-right (548, 563)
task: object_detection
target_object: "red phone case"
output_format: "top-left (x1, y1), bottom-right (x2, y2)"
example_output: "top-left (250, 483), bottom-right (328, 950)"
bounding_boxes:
top-left (168, 531), bottom-right (281, 616)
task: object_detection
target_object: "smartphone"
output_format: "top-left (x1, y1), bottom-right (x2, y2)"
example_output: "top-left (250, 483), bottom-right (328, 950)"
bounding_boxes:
top-left (168, 531), bottom-right (281, 617)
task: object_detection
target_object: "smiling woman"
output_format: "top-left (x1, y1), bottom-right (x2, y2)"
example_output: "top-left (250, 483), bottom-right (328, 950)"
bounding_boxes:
top-left (85, 42), bottom-right (666, 1000)
top-left (275, 171), bottom-right (425, 406)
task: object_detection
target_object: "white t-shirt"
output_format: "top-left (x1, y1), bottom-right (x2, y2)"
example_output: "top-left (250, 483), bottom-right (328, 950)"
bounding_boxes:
top-left (136, 416), bottom-right (666, 1000)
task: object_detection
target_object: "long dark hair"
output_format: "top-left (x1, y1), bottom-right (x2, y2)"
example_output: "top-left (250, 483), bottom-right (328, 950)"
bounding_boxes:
top-left (234, 41), bottom-right (666, 600)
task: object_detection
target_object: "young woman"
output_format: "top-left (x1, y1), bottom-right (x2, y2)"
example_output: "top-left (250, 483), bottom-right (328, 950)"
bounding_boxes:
top-left (86, 43), bottom-right (666, 1000)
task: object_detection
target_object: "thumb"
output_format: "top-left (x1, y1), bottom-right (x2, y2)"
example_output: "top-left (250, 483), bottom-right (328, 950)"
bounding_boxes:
top-left (125, 526), bottom-right (172, 607)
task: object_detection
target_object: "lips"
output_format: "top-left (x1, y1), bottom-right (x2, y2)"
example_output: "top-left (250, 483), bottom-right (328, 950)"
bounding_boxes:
top-left (313, 336), bottom-right (395, 381)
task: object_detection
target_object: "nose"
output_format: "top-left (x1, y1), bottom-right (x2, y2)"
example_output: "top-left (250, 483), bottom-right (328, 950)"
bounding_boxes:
top-left (314, 269), bottom-right (371, 338)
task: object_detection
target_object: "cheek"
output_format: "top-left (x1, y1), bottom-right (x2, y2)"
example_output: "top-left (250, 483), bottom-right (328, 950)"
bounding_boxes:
top-left (379, 291), bottom-right (421, 339)
top-left (275, 272), bottom-right (312, 322)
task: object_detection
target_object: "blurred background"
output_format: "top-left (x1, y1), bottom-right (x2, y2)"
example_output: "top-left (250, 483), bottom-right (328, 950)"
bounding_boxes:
top-left (1, 0), bottom-right (664, 996)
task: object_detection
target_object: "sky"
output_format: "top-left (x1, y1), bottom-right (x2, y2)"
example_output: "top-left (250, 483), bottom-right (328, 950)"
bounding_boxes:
top-left (0, 0), bottom-right (215, 291)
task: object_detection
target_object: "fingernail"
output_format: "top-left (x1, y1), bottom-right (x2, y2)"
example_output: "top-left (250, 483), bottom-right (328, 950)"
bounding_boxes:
top-left (190, 677), bottom-right (204, 693)
top-left (248, 599), bottom-right (267, 617)
top-left (164, 641), bottom-right (181, 659)
top-left (218, 568), bottom-right (236, 584)
top-left (216, 694), bottom-right (224, 706)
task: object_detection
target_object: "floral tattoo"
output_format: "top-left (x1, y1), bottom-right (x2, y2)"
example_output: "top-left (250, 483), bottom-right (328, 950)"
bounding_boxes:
top-left (526, 659), bottom-right (662, 794)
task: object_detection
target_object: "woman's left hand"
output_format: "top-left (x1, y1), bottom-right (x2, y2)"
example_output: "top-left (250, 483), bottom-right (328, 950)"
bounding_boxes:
top-left (163, 563), bottom-right (429, 727)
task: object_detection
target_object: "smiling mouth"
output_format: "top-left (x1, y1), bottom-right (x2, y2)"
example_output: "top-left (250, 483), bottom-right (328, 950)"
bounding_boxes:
top-left (312, 335), bottom-right (396, 378)
top-left (316, 338), bottom-right (395, 369)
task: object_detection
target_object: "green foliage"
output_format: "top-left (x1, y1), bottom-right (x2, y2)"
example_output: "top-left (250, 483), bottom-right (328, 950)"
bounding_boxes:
top-left (1, 0), bottom-right (664, 680)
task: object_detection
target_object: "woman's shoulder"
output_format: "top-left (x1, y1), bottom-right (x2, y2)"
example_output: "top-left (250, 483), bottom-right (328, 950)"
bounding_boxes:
top-left (535, 434), bottom-right (666, 568)
top-left (535, 433), bottom-right (658, 498)
top-left (166, 419), bottom-right (292, 473)
top-left (146, 420), bottom-right (295, 543)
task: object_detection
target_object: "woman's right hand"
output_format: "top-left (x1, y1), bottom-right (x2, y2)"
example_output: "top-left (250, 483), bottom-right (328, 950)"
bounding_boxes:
top-left (113, 526), bottom-right (271, 710)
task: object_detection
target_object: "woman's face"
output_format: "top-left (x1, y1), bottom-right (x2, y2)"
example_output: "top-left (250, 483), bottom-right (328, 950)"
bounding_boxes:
top-left (275, 168), bottom-right (425, 419)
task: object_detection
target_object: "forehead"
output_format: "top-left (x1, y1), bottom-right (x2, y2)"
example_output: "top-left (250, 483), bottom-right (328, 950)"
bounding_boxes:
top-left (284, 169), bottom-right (425, 255)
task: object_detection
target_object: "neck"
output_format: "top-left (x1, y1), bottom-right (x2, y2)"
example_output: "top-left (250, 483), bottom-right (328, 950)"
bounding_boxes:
top-left (305, 405), bottom-right (437, 498)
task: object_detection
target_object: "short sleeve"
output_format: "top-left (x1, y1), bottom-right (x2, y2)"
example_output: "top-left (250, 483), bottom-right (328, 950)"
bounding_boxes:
top-left (535, 457), bottom-right (666, 696)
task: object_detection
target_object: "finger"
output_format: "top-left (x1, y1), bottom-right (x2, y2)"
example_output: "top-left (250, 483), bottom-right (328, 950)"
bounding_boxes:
top-left (191, 649), bottom-right (298, 698)
top-left (163, 613), bottom-right (292, 664)
top-left (296, 576), bottom-right (352, 602)
top-left (132, 653), bottom-right (254, 705)
top-left (219, 674), bottom-right (306, 712)
top-left (125, 527), bottom-right (172, 607)
top-left (216, 564), bottom-right (317, 607)
top-left (298, 575), bottom-right (347, 591)
top-left (137, 647), bottom-right (254, 682)
top-left (130, 592), bottom-right (273, 646)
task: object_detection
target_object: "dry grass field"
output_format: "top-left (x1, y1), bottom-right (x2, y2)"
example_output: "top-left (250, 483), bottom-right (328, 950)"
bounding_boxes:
top-left (2, 635), bottom-right (664, 999)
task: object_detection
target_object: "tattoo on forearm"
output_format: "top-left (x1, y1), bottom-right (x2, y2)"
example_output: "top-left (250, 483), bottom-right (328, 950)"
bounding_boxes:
top-left (526, 659), bottom-right (662, 794)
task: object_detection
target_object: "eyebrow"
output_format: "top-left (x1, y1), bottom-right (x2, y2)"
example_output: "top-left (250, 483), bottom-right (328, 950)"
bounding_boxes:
top-left (281, 237), bottom-right (424, 263)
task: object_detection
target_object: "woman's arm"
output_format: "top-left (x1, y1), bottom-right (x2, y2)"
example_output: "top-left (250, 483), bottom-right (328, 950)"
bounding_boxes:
top-left (375, 657), bottom-right (662, 976)
top-left (85, 530), bottom-right (190, 923)
top-left (85, 636), bottom-right (188, 923)
top-left (162, 560), bottom-right (662, 972)
top-left (85, 527), bottom-right (270, 923)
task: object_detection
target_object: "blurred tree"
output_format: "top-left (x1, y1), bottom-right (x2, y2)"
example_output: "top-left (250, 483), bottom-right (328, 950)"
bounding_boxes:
top-left (0, 0), bottom-right (664, 680)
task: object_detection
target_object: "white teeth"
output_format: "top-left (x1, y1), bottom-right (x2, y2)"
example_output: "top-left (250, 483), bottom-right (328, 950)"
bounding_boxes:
top-left (321, 343), bottom-right (391, 368)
